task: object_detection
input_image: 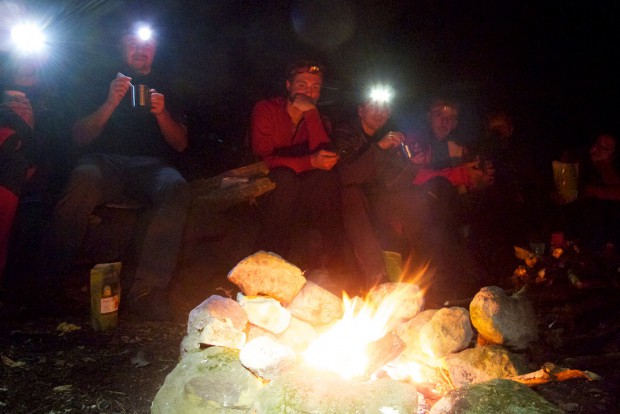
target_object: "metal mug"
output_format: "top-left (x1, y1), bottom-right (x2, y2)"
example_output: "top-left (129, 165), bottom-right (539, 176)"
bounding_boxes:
top-left (131, 84), bottom-right (151, 111)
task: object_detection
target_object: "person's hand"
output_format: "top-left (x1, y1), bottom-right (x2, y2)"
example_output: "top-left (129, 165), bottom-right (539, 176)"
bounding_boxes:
top-left (290, 94), bottom-right (316, 112)
top-left (377, 131), bottom-right (404, 150)
top-left (106, 76), bottom-right (132, 108)
top-left (410, 150), bottom-right (429, 166)
top-left (311, 149), bottom-right (339, 170)
top-left (150, 90), bottom-right (166, 116)
top-left (2, 92), bottom-right (34, 128)
top-left (463, 161), bottom-right (495, 189)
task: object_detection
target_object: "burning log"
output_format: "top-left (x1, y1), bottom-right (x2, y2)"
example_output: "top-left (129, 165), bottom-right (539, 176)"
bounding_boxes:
top-left (509, 362), bottom-right (602, 387)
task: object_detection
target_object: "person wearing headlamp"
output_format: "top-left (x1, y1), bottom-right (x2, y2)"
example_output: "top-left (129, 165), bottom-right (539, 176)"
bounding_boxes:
top-left (250, 59), bottom-right (344, 274)
top-left (46, 22), bottom-right (189, 320)
top-left (1, 24), bottom-right (68, 288)
top-left (332, 89), bottom-right (486, 301)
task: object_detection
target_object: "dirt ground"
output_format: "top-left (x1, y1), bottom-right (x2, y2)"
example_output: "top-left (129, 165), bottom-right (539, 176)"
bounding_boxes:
top-left (1, 203), bottom-right (620, 413)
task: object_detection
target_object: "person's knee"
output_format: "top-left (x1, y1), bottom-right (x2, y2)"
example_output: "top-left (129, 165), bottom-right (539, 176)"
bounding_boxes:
top-left (56, 164), bottom-right (104, 213)
top-left (157, 176), bottom-right (190, 208)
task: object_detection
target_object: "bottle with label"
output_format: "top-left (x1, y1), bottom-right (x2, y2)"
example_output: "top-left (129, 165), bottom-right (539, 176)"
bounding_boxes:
top-left (90, 262), bottom-right (122, 331)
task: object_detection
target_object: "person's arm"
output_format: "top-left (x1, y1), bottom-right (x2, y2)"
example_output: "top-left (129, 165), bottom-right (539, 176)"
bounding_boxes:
top-left (150, 91), bottom-right (188, 152)
top-left (251, 100), bottom-right (314, 173)
top-left (72, 76), bottom-right (131, 146)
top-left (582, 184), bottom-right (620, 201)
top-left (333, 124), bottom-right (393, 186)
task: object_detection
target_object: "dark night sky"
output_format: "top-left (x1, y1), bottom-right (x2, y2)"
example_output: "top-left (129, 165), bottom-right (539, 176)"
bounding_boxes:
top-left (5, 0), bottom-right (620, 167)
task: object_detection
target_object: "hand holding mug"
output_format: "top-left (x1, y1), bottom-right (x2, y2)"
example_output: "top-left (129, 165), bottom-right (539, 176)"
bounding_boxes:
top-left (107, 75), bottom-right (132, 108)
top-left (377, 131), bottom-right (403, 150)
top-left (149, 89), bottom-right (165, 116)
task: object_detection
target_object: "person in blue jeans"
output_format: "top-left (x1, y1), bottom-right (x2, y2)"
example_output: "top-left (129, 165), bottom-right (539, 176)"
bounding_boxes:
top-left (45, 23), bottom-right (190, 320)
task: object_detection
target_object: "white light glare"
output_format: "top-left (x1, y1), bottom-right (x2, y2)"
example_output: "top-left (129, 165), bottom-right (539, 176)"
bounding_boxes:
top-left (369, 86), bottom-right (393, 104)
top-left (137, 26), bottom-right (153, 41)
top-left (11, 24), bottom-right (46, 53)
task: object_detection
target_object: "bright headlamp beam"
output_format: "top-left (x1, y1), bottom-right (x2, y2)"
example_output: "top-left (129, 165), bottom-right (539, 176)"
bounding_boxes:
top-left (369, 86), bottom-right (393, 104)
top-left (136, 26), bottom-right (153, 41)
top-left (11, 23), bottom-right (46, 53)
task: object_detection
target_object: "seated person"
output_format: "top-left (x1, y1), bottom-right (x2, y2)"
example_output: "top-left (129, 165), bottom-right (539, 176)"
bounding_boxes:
top-left (44, 23), bottom-right (190, 320)
top-left (405, 98), bottom-right (494, 239)
top-left (556, 133), bottom-right (620, 254)
top-left (1, 49), bottom-right (69, 288)
top-left (332, 92), bottom-right (488, 301)
top-left (250, 60), bottom-right (343, 272)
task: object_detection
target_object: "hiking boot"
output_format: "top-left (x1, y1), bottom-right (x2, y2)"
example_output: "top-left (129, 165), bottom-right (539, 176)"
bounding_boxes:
top-left (125, 286), bottom-right (173, 321)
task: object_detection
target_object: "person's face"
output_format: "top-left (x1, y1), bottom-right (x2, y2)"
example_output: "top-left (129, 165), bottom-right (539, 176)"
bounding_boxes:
top-left (590, 134), bottom-right (617, 163)
top-left (286, 72), bottom-right (322, 103)
top-left (358, 101), bottom-right (391, 135)
top-left (121, 34), bottom-right (157, 75)
top-left (429, 105), bottom-right (458, 140)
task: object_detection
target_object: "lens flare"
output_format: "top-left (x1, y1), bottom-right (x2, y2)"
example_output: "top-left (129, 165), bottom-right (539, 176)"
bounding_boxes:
top-left (11, 23), bottom-right (46, 54)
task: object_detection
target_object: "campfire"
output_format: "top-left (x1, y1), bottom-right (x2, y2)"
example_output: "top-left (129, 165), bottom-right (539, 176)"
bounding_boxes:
top-left (151, 251), bottom-right (598, 414)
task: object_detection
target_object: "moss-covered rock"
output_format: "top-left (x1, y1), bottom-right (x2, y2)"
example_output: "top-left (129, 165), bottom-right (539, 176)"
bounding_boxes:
top-left (430, 378), bottom-right (564, 414)
top-left (252, 367), bottom-right (418, 413)
top-left (152, 346), bottom-right (263, 414)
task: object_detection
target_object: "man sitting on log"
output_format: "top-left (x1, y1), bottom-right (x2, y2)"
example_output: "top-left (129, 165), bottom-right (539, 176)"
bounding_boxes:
top-left (250, 60), bottom-right (344, 274)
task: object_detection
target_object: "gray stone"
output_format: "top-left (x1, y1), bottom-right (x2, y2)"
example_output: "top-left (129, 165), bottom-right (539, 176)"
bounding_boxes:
top-left (287, 280), bottom-right (344, 326)
top-left (368, 282), bottom-right (424, 323)
top-left (470, 286), bottom-right (539, 350)
top-left (420, 307), bottom-right (473, 358)
top-left (429, 378), bottom-right (564, 414)
top-left (239, 336), bottom-right (297, 381)
top-left (227, 251), bottom-right (306, 305)
top-left (152, 347), bottom-right (263, 414)
top-left (252, 367), bottom-right (418, 413)
top-left (237, 293), bottom-right (291, 334)
top-left (445, 345), bottom-right (531, 388)
top-left (181, 295), bottom-right (248, 358)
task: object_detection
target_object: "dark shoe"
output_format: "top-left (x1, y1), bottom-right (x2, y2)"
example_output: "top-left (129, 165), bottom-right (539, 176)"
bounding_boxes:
top-left (125, 287), bottom-right (173, 321)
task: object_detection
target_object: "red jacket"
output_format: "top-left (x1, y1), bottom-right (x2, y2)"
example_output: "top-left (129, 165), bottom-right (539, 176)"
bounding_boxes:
top-left (251, 97), bottom-right (331, 174)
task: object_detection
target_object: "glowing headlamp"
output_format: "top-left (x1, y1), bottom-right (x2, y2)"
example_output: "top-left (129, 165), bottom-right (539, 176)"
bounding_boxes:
top-left (368, 85), bottom-right (393, 105)
top-left (11, 23), bottom-right (46, 54)
top-left (136, 25), bottom-right (153, 41)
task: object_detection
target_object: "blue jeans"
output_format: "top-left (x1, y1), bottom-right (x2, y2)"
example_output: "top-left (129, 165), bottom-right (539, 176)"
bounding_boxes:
top-left (48, 153), bottom-right (190, 293)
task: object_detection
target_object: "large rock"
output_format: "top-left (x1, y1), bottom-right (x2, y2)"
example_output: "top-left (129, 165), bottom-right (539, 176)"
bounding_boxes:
top-left (429, 378), bottom-right (564, 414)
top-left (239, 336), bottom-right (297, 381)
top-left (395, 309), bottom-right (438, 360)
top-left (152, 347), bottom-right (263, 414)
top-left (470, 286), bottom-right (539, 350)
top-left (252, 368), bottom-right (418, 413)
top-left (237, 293), bottom-right (291, 334)
top-left (420, 307), bottom-right (473, 358)
top-left (287, 280), bottom-right (344, 325)
top-left (181, 295), bottom-right (248, 358)
top-left (227, 251), bottom-right (306, 305)
top-left (445, 345), bottom-right (531, 388)
top-left (368, 282), bottom-right (424, 323)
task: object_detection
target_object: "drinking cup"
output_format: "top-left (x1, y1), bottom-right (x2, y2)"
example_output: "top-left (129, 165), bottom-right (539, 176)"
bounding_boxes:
top-left (131, 84), bottom-right (151, 111)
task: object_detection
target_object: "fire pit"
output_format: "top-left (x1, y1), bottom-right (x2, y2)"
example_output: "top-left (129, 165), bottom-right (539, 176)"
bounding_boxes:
top-left (151, 251), bottom-right (594, 413)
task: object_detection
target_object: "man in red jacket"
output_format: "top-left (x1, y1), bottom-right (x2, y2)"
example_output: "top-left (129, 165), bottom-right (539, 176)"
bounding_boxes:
top-left (251, 60), bottom-right (343, 271)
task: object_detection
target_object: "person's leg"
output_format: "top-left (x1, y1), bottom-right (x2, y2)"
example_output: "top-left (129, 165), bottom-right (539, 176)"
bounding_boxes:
top-left (0, 152), bottom-right (29, 284)
top-left (341, 185), bottom-right (388, 290)
top-left (254, 167), bottom-right (300, 259)
top-left (299, 169), bottom-right (346, 269)
top-left (125, 157), bottom-right (190, 296)
top-left (42, 154), bottom-right (125, 279)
